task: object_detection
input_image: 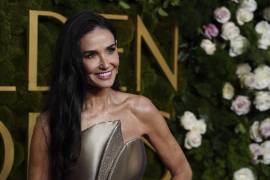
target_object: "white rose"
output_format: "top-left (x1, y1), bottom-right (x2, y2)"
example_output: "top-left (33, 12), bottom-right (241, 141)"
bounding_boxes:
top-left (242, 73), bottom-right (256, 89)
top-left (254, 91), bottom-right (270, 111)
top-left (233, 168), bottom-right (255, 180)
top-left (250, 121), bottom-right (263, 142)
top-left (229, 35), bottom-right (248, 57)
top-left (184, 130), bottom-right (202, 149)
top-left (259, 118), bottom-right (270, 138)
top-left (231, 95), bottom-right (251, 115)
top-left (180, 111), bottom-right (197, 130)
top-left (255, 21), bottom-right (270, 49)
top-left (249, 143), bottom-right (263, 164)
top-left (240, 0), bottom-right (257, 12)
top-left (255, 21), bottom-right (270, 34)
top-left (222, 82), bottom-right (235, 100)
top-left (261, 140), bottom-right (270, 165)
top-left (191, 119), bottom-right (207, 135)
top-left (231, 0), bottom-right (239, 3)
top-left (200, 39), bottom-right (216, 55)
top-left (263, 7), bottom-right (270, 21)
top-left (236, 63), bottom-right (252, 78)
top-left (254, 65), bottom-right (270, 90)
top-left (258, 33), bottom-right (270, 50)
top-left (236, 8), bottom-right (254, 25)
top-left (214, 6), bottom-right (231, 24)
top-left (221, 22), bottom-right (240, 41)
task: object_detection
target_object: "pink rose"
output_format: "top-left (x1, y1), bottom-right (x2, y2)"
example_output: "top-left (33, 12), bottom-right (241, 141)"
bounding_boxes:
top-left (214, 7), bottom-right (231, 24)
top-left (249, 143), bottom-right (263, 164)
top-left (260, 118), bottom-right (270, 138)
top-left (231, 95), bottom-right (251, 115)
top-left (203, 24), bottom-right (219, 39)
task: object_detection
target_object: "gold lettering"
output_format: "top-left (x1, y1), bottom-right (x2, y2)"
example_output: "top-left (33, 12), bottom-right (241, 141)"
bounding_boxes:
top-left (0, 86), bottom-right (16, 91)
top-left (0, 121), bottom-right (14, 179)
top-left (136, 16), bottom-right (179, 92)
top-left (161, 171), bottom-right (171, 180)
top-left (28, 10), bottom-right (67, 91)
top-left (100, 14), bottom-right (128, 53)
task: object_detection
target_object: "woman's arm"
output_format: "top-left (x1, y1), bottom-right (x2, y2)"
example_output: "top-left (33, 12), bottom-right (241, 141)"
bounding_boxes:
top-left (28, 114), bottom-right (50, 180)
top-left (132, 96), bottom-right (192, 180)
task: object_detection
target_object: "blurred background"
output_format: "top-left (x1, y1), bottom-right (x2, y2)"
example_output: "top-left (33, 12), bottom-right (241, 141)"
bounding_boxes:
top-left (0, 0), bottom-right (270, 179)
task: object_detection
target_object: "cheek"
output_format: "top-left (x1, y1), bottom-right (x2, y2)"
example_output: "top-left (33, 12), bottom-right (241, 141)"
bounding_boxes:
top-left (112, 54), bottom-right (120, 67)
top-left (82, 59), bottom-right (98, 73)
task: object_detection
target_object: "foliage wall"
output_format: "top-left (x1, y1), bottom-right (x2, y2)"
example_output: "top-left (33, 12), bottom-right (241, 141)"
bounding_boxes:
top-left (1, 0), bottom-right (270, 180)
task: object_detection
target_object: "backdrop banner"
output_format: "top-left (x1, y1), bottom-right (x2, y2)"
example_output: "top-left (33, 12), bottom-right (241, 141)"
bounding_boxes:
top-left (1, 0), bottom-right (270, 180)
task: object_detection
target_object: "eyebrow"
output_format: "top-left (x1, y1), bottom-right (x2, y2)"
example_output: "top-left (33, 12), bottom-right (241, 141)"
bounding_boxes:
top-left (82, 42), bottom-right (117, 56)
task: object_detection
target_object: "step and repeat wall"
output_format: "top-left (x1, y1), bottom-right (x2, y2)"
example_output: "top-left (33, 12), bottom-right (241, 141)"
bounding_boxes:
top-left (1, 0), bottom-right (270, 180)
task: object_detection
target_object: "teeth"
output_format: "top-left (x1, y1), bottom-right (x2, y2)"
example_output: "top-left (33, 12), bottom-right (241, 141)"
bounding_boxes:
top-left (96, 71), bottom-right (112, 79)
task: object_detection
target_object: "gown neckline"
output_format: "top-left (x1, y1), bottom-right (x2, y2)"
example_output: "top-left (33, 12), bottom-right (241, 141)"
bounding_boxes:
top-left (81, 120), bottom-right (143, 145)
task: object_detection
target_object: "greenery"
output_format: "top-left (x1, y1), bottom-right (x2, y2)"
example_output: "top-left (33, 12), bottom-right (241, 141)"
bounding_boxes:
top-left (1, 0), bottom-right (270, 179)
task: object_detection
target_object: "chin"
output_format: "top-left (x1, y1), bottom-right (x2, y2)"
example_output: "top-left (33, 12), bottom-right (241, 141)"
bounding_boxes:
top-left (88, 79), bottom-right (116, 89)
top-left (98, 83), bottom-right (114, 89)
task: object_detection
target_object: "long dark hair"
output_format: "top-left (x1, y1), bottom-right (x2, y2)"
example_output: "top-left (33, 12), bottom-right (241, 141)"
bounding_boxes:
top-left (44, 11), bottom-right (120, 180)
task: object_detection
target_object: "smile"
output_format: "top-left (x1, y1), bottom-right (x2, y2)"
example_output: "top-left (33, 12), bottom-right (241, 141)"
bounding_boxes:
top-left (95, 71), bottom-right (112, 80)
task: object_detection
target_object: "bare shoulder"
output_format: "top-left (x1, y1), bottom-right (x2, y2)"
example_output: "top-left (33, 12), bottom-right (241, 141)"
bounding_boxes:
top-left (124, 94), bottom-right (170, 137)
top-left (118, 92), bottom-right (160, 124)
top-left (129, 95), bottom-right (156, 115)
top-left (115, 91), bottom-right (155, 113)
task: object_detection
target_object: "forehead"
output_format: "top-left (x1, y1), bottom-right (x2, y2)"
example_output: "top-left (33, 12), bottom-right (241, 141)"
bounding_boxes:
top-left (80, 27), bottom-right (115, 51)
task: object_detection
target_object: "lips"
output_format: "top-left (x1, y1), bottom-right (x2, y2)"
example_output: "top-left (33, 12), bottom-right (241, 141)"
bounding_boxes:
top-left (95, 71), bottom-right (112, 80)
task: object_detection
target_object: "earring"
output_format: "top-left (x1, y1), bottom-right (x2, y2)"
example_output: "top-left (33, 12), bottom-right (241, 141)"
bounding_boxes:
top-left (116, 69), bottom-right (118, 74)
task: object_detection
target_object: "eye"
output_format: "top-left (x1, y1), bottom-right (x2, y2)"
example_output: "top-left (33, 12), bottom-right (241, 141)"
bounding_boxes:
top-left (84, 52), bottom-right (96, 59)
top-left (107, 47), bottom-right (116, 54)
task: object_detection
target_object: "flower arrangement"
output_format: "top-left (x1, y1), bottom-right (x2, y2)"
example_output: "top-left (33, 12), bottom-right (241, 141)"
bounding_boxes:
top-left (249, 119), bottom-right (270, 165)
top-left (185, 0), bottom-right (270, 178)
top-left (179, 111), bottom-right (207, 149)
top-left (200, 0), bottom-right (259, 57)
top-left (223, 62), bottom-right (270, 167)
top-left (197, 0), bottom-right (270, 178)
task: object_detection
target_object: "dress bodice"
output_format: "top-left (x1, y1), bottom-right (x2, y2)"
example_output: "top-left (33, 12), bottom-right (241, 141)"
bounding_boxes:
top-left (68, 120), bottom-right (147, 180)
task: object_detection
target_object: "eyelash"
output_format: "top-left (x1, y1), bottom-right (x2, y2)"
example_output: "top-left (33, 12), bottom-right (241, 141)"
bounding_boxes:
top-left (85, 53), bottom-right (96, 59)
top-left (107, 47), bottom-right (116, 54)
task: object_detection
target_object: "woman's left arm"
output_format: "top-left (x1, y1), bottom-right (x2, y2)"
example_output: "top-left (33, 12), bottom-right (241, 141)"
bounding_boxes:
top-left (132, 96), bottom-right (192, 180)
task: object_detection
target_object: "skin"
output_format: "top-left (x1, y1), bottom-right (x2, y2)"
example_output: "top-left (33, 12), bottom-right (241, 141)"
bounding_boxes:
top-left (28, 27), bottom-right (192, 180)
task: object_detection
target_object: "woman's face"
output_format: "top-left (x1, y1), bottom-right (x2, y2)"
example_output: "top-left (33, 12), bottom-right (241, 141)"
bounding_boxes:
top-left (80, 27), bottom-right (119, 89)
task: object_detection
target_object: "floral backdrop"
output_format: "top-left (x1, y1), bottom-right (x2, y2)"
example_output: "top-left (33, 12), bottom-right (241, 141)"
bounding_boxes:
top-left (0, 0), bottom-right (270, 179)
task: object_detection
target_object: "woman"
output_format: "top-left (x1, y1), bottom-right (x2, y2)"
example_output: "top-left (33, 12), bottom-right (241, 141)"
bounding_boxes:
top-left (28, 11), bottom-right (192, 180)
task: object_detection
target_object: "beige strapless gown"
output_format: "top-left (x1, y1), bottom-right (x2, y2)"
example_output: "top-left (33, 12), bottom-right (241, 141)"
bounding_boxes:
top-left (69, 120), bottom-right (147, 180)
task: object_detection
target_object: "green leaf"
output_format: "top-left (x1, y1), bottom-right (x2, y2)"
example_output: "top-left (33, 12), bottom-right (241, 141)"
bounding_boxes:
top-left (118, 1), bottom-right (130, 9)
top-left (171, 0), bottom-right (181, 6)
top-left (235, 123), bottom-right (247, 134)
top-left (158, 7), bottom-right (168, 17)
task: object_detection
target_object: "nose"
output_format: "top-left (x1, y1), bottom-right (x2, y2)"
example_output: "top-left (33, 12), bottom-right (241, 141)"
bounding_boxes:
top-left (99, 54), bottom-right (109, 69)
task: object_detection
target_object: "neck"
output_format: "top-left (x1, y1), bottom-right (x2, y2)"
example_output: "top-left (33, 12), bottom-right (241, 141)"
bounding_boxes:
top-left (84, 87), bottom-right (115, 112)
